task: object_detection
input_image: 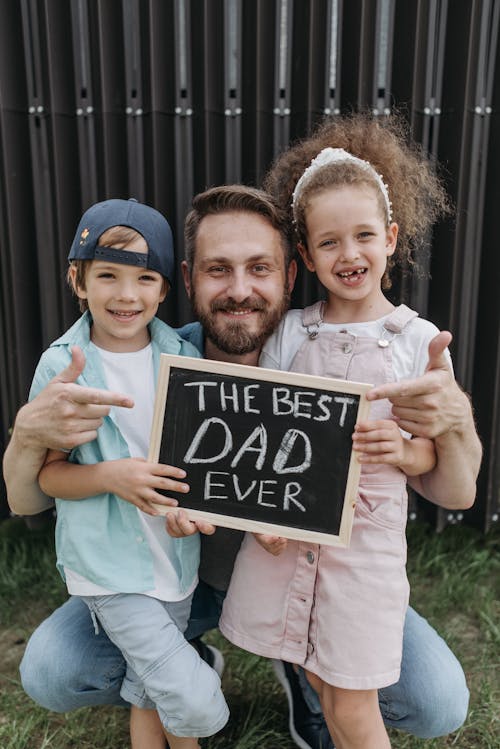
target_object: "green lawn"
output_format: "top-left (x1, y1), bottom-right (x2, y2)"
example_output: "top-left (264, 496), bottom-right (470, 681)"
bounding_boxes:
top-left (0, 516), bottom-right (498, 748)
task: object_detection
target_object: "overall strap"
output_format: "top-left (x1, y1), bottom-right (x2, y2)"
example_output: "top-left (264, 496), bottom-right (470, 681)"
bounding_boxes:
top-left (300, 301), bottom-right (417, 342)
top-left (383, 304), bottom-right (419, 334)
top-left (301, 301), bottom-right (324, 339)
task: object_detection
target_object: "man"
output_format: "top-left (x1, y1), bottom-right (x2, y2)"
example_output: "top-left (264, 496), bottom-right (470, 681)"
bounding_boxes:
top-left (4, 185), bottom-right (481, 749)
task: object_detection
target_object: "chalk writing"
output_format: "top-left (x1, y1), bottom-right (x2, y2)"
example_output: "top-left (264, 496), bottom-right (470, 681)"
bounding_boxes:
top-left (149, 355), bottom-right (371, 547)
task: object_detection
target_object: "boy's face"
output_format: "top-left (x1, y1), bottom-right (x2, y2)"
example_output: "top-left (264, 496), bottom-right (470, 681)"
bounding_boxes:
top-left (182, 211), bottom-right (296, 364)
top-left (69, 235), bottom-right (167, 352)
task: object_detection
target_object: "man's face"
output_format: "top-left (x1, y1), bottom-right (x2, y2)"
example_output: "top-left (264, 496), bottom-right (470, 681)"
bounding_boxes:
top-left (183, 211), bottom-right (296, 358)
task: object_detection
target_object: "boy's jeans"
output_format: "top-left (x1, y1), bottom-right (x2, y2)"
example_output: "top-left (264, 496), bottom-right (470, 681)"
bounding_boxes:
top-left (20, 585), bottom-right (468, 739)
top-left (80, 592), bottom-right (228, 737)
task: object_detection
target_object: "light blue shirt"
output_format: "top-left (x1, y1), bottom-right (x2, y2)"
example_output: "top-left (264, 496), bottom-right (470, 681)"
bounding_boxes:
top-left (30, 312), bottom-right (202, 594)
top-left (176, 320), bottom-right (204, 353)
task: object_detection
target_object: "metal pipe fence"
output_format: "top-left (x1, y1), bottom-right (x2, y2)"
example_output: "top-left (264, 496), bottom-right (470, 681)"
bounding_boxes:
top-left (1, 0), bottom-right (498, 531)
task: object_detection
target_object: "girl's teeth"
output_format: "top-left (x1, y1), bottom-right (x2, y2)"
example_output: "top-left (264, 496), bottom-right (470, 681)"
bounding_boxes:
top-left (339, 269), bottom-right (365, 277)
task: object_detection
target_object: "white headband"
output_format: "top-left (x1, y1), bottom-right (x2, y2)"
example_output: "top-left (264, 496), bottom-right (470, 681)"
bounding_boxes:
top-left (291, 147), bottom-right (393, 223)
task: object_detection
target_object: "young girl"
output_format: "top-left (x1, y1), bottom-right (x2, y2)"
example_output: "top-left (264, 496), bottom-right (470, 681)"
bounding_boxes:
top-left (219, 114), bottom-right (452, 749)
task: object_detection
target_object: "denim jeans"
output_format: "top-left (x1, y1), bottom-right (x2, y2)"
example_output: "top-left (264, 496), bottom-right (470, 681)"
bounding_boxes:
top-left (81, 593), bottom-right (228, 737)
top-left (20, 588), bottom-right (469, 738)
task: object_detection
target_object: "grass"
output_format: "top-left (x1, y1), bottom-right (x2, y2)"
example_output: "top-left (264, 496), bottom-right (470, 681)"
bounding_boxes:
top-left (0, 516), bottom-right (498, 748)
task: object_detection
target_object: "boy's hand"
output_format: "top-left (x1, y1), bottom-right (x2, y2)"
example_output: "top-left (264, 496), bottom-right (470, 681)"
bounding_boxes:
top-left (102, 458), bottom-right (189, 515)
top-left (253, 532), bottom-right (288, 556)
top-left (353, 419), bottom-right (407, 467)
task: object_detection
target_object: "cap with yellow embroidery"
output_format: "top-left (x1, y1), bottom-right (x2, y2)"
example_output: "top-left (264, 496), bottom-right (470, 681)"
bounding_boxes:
top-left (68, 198), bottom-right (175, 286)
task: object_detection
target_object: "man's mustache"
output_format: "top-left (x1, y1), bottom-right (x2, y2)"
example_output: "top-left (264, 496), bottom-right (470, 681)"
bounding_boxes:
top-left (210, 298), bottom-right (267, 313)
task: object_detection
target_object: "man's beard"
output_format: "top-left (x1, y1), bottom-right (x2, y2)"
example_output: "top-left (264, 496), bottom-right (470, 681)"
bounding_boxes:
top-left (191, 286), bottom-right (291, 356)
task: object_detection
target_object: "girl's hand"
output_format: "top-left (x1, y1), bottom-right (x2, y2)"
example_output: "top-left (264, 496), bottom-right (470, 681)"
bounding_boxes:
top-left (352, 419), bottom-right (407, 468)
top-left (101, 457), bottom-right (189, 516)
top-left (253, 532), bottom-right (288, 556)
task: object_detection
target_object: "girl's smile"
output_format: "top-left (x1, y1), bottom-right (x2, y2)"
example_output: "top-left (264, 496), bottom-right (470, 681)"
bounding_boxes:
top-left (299, 184), bottom-right (398, 323)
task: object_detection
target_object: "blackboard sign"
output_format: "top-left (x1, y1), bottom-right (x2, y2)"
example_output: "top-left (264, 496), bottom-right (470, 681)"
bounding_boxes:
top-left (149, 355), bottom-right (371, 547)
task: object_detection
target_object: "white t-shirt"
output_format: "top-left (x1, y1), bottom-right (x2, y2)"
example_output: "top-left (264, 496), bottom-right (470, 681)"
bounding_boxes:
top-left (64, 344), bottom-right (196, 602)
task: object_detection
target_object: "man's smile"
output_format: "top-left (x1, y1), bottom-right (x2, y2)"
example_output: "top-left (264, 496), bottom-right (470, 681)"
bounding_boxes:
top-left (222, 309), bottom-right (255, 316)
top-left (211, 298), bottom-right (267, 319)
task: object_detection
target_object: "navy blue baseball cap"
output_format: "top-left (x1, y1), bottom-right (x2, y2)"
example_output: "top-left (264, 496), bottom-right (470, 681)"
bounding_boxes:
top-left (68, 198), bottom-right (175, 286)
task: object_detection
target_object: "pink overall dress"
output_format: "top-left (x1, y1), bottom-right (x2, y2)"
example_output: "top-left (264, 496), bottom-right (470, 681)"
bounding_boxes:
top-left (219, 303), bottom-right (416, 689)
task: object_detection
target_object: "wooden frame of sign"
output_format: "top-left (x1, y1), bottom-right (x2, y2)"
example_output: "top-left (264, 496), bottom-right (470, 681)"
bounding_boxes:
top-left (149, 354), bottom-right (372, 548)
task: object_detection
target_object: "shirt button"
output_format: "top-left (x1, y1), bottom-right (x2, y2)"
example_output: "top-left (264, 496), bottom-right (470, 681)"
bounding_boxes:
top-left (136, 536), bottom-right (144, 543)
top-left (306, 551), bottom-right (315, 564)
top-left (343, 343), bottom-right (353, 353)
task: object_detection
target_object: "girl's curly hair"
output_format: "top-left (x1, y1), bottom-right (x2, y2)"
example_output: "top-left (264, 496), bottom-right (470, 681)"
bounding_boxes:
top-left (263, 111), bottom-right (452, 287)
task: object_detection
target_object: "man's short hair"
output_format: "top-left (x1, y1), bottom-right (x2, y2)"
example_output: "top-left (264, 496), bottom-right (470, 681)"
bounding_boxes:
top-left (183, 185), bottom-right (294, 272)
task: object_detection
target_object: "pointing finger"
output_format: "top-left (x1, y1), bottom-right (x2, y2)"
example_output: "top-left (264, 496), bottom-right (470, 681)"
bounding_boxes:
top-left (68, 385), bottom-right (134, 409)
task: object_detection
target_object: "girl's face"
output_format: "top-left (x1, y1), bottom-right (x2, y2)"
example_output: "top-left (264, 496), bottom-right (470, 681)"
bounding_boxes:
top-left (299, 184), bottom-right (398, 322)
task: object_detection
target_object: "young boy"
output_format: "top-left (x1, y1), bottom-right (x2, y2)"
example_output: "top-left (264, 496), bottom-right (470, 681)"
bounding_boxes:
top-left (31, 198), bottom-right (229, 749)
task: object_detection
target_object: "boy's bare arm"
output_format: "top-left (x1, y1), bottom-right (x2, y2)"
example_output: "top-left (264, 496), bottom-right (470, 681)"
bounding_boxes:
top-left (38, 454), bottom-right (188, 516)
